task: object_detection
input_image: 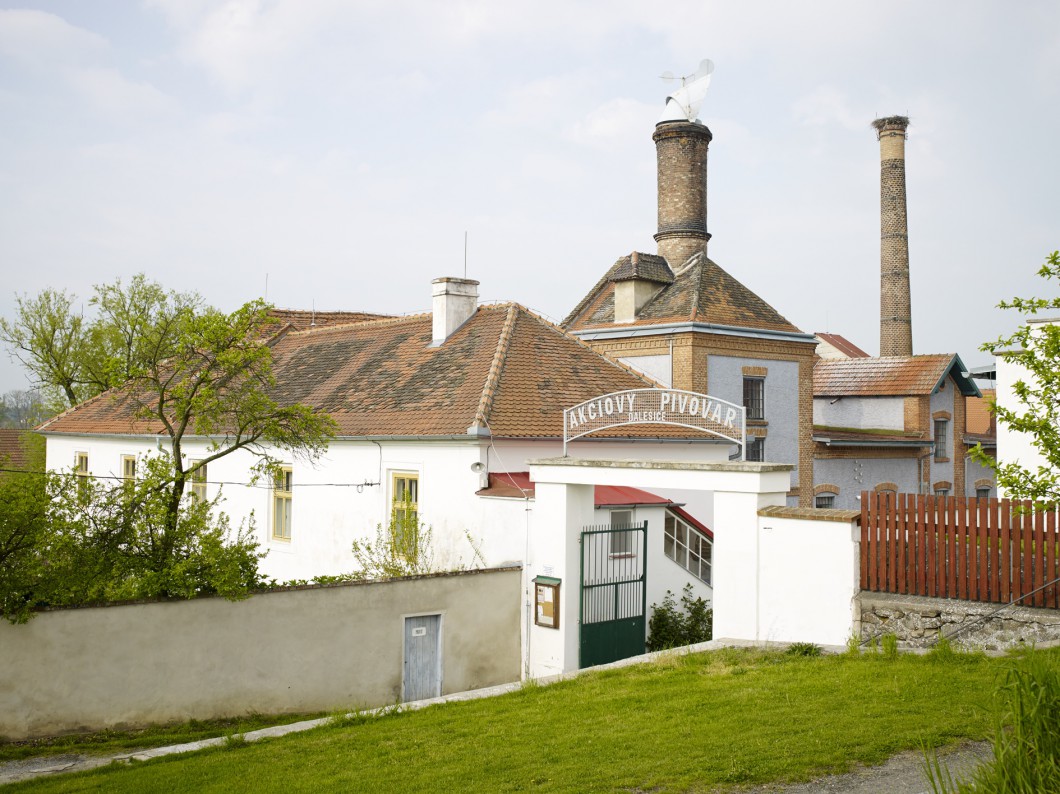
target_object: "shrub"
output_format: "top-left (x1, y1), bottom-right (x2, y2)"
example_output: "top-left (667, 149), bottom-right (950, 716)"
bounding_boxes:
top-left (646, 583), bottom-right (712, 651)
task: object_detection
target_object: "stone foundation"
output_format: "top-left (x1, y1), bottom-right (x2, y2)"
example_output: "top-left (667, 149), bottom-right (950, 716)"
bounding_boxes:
top-left (857, 592), bottom-right (1060, 650)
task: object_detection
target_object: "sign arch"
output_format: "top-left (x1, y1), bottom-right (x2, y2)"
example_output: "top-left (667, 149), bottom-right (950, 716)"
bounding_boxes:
top-left (563, 388), bottom-right (746, 458)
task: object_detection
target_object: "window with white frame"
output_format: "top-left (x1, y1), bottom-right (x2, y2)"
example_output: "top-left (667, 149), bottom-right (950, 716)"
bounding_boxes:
top-left (664, 510), bottom-right (712, 585)
top-left (609, 509), bottom-right (636, 556)
top-left (273, 467), bottom-right (293, 540)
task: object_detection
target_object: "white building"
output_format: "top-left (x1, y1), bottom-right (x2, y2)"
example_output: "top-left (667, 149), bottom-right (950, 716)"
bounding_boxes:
top-left (39, 279), bottom-right (724, 595)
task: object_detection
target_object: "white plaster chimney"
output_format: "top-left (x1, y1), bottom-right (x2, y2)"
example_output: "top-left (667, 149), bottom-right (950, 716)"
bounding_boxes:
top-left (432, 277), bottom-right (479, 344)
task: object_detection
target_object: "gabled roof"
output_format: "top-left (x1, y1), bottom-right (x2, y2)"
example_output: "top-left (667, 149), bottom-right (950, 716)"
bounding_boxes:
top-left (39, 304), bottom-right (675, 440)
top-left (813, 354), bottom-right (981, 398)
top-left (815, 332), bottom-right (870, 358)
top-left (562, 252), bottom-right (803, 335)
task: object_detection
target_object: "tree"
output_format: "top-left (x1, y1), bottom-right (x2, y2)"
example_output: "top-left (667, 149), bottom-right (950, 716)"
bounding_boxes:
top-left (0, 389), bottom-right (51, 429)
top-left (1, 275), bottom-right (336, 606)
top-left (0, 288), bottom-right (89, 408)
top-left (979, 250), bottom-right (1060, 505)
top-left (0, 452), bottom-right (265, 623)
top-left (0, 275), bottom-right (202, 410)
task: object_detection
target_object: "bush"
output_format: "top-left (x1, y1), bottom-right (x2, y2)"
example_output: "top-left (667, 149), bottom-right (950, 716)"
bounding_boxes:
top-left (646, 583), bottom-right (712, 651)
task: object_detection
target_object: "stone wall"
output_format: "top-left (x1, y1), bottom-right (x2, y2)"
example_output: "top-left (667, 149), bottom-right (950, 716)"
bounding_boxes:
top-left (858, 591), bottom-right (1060, 650)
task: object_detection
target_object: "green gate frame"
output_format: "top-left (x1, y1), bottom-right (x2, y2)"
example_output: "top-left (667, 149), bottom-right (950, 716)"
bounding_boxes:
top-left (579, 521), bottom-right (648, 669)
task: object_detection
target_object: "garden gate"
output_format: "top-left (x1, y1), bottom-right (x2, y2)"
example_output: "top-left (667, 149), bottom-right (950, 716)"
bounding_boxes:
top-left (579, 521), bottom-right (648, 668)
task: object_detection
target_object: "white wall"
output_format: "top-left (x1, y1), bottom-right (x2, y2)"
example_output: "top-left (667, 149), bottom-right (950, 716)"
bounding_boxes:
top-left (0, 568), bottom-right (521, 740)
top-left (813, 396), bottom-right (905, 430)
top-left (996, 349), bottom-right (1051, 490)
top-left (617, 354), bottom-right (672, 387)
top-left (754, 512), bottom-right (860, 646)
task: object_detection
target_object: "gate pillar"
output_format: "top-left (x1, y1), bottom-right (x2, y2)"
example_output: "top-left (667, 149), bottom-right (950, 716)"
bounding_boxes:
top-left (525, 481), bottom-right (595, 679)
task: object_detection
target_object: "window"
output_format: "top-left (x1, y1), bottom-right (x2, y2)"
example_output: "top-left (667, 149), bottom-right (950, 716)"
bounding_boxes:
top-left (273, 467), bottom-right (293, 540)
top-left (609, 509), bottom-right (635, 556)
top-left (75, 452), bottom-right (89, 499)
top-left (190, 461), bottom-right (207, 503)
top-left (664, 511), bottom-right (712, 585)
top-left (746, 436), bottom-right (765, 462)
top-left (935, 488), bottom-right (949, 498)
top-left (976, 487), bottom-right (991, 499)
top-left (391, 473), bottom-right (419, 561)
top-left (815, 494), bottom-right (836, 509)
top-left (121, 455), bottom-right (136, 481)
top-left (934, 419), bottom-right (948, 461)
top-left (743, 377), bottom-right (765, 420)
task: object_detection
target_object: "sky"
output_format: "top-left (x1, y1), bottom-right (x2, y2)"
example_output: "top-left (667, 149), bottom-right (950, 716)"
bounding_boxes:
top-left (1, 1), bottom-right (1058, 395)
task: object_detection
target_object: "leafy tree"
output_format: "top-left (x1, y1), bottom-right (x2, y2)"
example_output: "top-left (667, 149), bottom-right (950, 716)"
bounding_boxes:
top-left (979, 251), bottom-right (1060, 505)
top-left (0, 452), bottom-right (265, 623)
top-left (0, 288), bottom-right (88, 408)
top-left (2, 275), bottom-right (335, 544)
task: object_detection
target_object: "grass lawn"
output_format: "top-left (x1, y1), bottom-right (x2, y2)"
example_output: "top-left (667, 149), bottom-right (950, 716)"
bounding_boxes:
top-left (10, 645), bottom-right (1050, 793)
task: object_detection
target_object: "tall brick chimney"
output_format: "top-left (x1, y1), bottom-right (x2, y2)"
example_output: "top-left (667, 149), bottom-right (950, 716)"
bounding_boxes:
top-left (653, 120), bottom-right (712, 268)
top-left (873, 115), bottom-right (913, 357)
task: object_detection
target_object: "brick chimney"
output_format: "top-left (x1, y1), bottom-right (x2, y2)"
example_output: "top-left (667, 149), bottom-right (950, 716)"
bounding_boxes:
top-left (431, 277), bottom-right (479, 345)
top-left (873, 115), bottom-right (913, 357)
top-left (653, 120), bottom-right (712, 268)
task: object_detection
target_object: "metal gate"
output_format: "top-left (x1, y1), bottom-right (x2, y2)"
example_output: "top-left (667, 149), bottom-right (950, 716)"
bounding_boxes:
top-left (579, 522), bottom-right (648, 668)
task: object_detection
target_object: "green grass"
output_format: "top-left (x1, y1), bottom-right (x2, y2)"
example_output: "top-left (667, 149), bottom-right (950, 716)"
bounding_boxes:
top-left (0, 712), bottom-right (327, 763)
top-left (11, 646), bottom-right (1054, 793)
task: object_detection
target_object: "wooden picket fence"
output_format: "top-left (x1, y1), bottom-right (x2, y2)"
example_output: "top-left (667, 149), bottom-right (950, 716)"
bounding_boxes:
top-left (860, 491), bottom-right (1060, 608)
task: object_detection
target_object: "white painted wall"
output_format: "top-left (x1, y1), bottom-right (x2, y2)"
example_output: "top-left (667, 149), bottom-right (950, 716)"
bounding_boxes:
top-left (813, 396), bottom-right (905, 430)
top-left (996, 339), bottom-right (1053, 491)
top-left (755, 513), bottom-right (860, 645)
top-left (617, 354), bottom-right (672, 387)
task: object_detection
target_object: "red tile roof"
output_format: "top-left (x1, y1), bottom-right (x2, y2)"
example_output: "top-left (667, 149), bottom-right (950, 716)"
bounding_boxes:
top-left (563, 252), bottom-right (802, 335)
top-left (0, 429), bottom-right (35, 470)
top-left (813, 355), bottom-right (980, 397)
top-left (41, 304), bottom-right (713, 440)
top-left (815, 332), bottom-right (870, 358)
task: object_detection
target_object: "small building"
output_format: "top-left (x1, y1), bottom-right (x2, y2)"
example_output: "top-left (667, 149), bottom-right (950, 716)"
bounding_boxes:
top-left (812, 354), bottom-right (982, 508)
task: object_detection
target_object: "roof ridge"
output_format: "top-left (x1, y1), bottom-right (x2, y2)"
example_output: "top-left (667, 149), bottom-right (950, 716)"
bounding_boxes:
top-left (282, 312), bottom-right (432, 338)
top-left (473, 304), bottom-right (519, 430)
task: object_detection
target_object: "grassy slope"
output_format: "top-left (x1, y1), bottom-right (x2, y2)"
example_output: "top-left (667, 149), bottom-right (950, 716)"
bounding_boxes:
top-left (10, 646), bottom-right (1034, 793)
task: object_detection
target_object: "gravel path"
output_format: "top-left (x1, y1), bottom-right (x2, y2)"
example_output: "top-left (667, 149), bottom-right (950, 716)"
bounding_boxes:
top-left (742, 741), bottom-right (992, 793)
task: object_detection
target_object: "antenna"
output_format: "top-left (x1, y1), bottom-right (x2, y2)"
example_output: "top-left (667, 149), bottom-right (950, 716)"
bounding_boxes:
top-left (311, 299), bottom-right (316, 327)
top-left (264, 273), bottom-right (269, 301)
top-left (464, 231), bottom-right (468, 279)
top-left (659, 58), bottom-right (714, 123)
